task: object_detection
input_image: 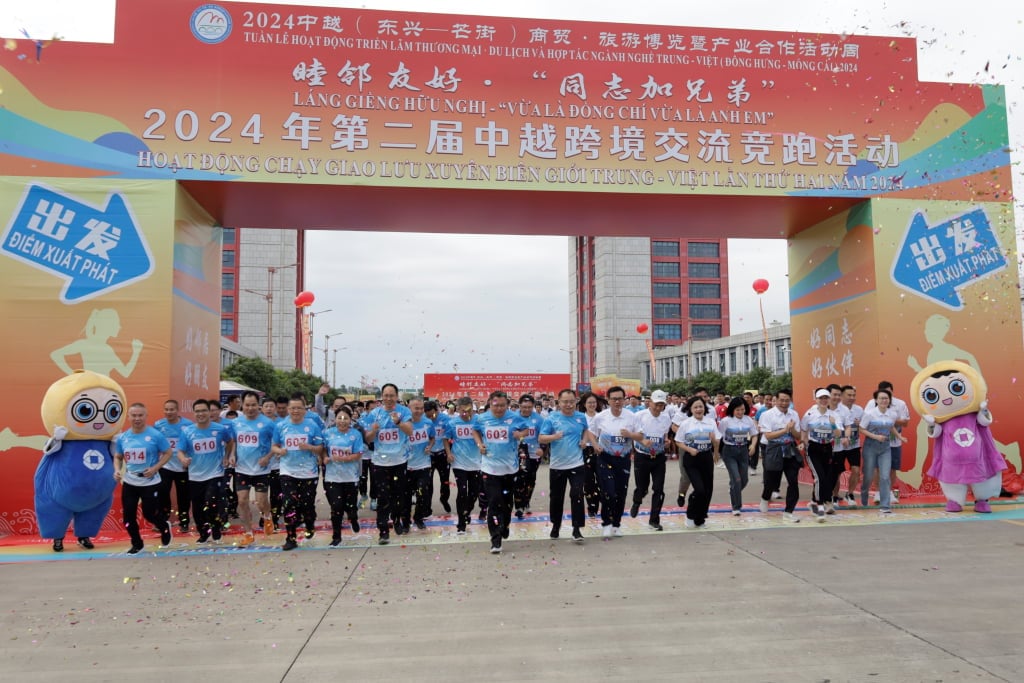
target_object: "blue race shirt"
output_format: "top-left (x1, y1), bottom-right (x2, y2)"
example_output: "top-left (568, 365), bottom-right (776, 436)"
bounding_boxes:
top-left (273, 418), bottom-right (325, 479)
top-left (323, 427), bottom-right (364, 483)
top-left (540, 411), bottom-right (589, 470)
top-left (232, 415), bottom-right (276, 476)
top-left (449, 415), bottom-right (483, 472)
top-left (113, 427), bottom-right (171, 486)
top-left (180, 423), bottom-right (233, 482)
top-left (407, 417), bottom-right (435, 471)
top-left (430, 412), bottom-right (451, 453)
top-left (368, 404), bottom-right (413, 466)
top-left (518, 411), bottom-right (545, 459)
top-left (154, 417), bottom-right (193, 473)
top-left (478, 410), bottom-right (528, 476)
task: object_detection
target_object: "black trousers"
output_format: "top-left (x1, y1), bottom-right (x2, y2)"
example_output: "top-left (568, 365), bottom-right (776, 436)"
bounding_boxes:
top-left (405, 466), bottom-right (432, 524)
top-left (372, 463), bottom-right (407, 532)
top-left (682, 450), bottom-right (715, 525)
top-left (268, 469), bottom-right (283, 525)
top-left (122, 481), bottom-right (166, 547)
top-left (806, 441), bottom-right (837, 505)
top-left (189, 478), bottom-right (224, 540)
top-left (429, 451), bottom-right (451, 512)
top-left (359, 459), bottom-right (377, 498)
top-left (762, 456), bottom-right (802, 513)
top-left (453, 468), bottom-right (482, 531)
top-left (158, 467), bottom-right (190, 528)
top-left (549, 465), bottom-right (585, 532)
top-left (324, 481), bottom-right (359, 538)
top-left (280, 475), bottom-right (318, 539)
top-left (632, 452), bottom-right (667, 525)
top-left (515, 457), bottom-right (541, 510)
top-left (222, 468), bottom-right (238, 517)
top-left (583, 446), bottom-right (601, 514)
top-left (597, 452), bottom-right (632, 527)
top-left (483, 472), bottom-right (516, 547)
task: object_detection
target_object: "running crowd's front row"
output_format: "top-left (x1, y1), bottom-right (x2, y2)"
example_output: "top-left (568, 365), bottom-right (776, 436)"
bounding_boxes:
top-left (114, 382), bottom-right (909, 555)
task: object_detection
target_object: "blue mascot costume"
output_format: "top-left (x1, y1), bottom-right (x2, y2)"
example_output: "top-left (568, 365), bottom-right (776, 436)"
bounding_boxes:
top-left (35, 370), bottom-right (126, 551)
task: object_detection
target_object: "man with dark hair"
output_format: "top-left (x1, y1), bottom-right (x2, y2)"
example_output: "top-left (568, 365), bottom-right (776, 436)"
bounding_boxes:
top-left (590, 386), bottom-right (642, 538)
top-left (447, 396), bottom-right (485, 534)
top-left (178, 399), bottom-right (235, 543)
top-left (113, 403), bottom-right (173, 553)
top-left (758, 389), bottom-right (803, 522)
top-left (539, 388), bottom-right (598, 543)
top-left (232, 391), bottom-right (276, 544)
top-left (154, 399), bottom-right (193, 534)
top-left (271, 393), bottom-right (325, 551)
top-left (364, 383), bottom-right (413, 545)
top-left (513, 394), bottom-right (545, 519)
top-left (424, 399), bottom-right (452, 515)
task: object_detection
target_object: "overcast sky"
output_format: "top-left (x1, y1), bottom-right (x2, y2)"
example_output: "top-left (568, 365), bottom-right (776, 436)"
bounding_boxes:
top-left (3, 1), bottom-right (1021, 388)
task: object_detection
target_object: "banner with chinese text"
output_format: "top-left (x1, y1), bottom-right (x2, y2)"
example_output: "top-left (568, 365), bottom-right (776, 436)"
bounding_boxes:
top-left (424, 373), bottom-right (571, 401)
top-left (0, 178), bottom-right (177, 536)
top-left (790, 199), bottom-right (1023, 494)
top-left (0, 1), bottom-right (1010, 200)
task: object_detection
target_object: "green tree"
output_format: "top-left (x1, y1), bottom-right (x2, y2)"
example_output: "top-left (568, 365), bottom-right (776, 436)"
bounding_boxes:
top-left (276, 368), bottom-right (325, 403)
top-left (222, 356), bottom-right (279, 395)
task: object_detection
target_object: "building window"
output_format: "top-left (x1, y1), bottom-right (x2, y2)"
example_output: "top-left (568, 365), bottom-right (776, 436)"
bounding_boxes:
top-left (719, 352), bottom-right (726, 373)
top-left (222, 250), bottom-right (235, 267)
top-left (222, 272), bottom-right (234, 290)
top-left (689, 303), bottom-right (722, 319)
top-left (689, 282), bottom-right (721, 299)
top-left (688, 241), bottom-right (720, 258)
top-left (221, 295), bottom-right (234, 314)
top-left (653, 303), bottom-right (681, 318)
top-left (729, 350), bottom-right (737, 373)
top-left (653, 324), bottom-right (681, 340)
top-left (221, 317), bottom-right (234, 336)
top-left (652, 240), bottom-right (679, 257)
top-left (653, 282), bottom-right (680, 298)
top-left (776, 343), bottom-right (787, 369)
top-left (652, 262), bottom-right (680, 278)
top-left (688, 262), bottom-right (720, 278)
top-left (222, 227), bottom-right (235, 244)
top-left (691, 324), bottom-right (722, 340)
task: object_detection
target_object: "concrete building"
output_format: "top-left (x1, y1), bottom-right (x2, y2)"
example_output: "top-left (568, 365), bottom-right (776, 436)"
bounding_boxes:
top-left (220, 227), bottom-right (303, 371)
top-left (641, 323), bottom-right (792, 387)
top-left (569, 236), bottom-right (730, 385)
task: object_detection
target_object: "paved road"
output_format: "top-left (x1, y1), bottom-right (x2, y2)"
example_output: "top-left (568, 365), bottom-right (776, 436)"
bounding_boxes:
top-left (2, 465), bottom-right (1022, 682)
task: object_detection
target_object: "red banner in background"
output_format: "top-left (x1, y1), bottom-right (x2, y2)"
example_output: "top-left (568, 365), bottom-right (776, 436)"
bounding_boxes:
top-left (423, 373), bottom-right (571, 402)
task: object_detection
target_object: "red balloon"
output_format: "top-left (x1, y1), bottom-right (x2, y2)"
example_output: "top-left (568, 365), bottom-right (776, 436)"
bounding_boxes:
top-left (752, 278), bottom-right (770, 295)
top-left (636, 323), bottom-right (649, 334)
top-left (294, 291), bottom-right (315, 308)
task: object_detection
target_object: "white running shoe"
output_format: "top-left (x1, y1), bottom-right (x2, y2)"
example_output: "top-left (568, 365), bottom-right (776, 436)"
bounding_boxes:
top-left (771, 491), bottom-right (781, 500)
top-left (759, 499), bottom-right (769, 513)
top-left (602, 525), bottom-right (613, 538)
top-left (783, 512), bottom-right (800, 523)
top-left (732, 509), bottom-right (741, 516)
top-left (684, 518), bottom-right (696, 528)
top-left (612, 526), bottom-right (623, 537)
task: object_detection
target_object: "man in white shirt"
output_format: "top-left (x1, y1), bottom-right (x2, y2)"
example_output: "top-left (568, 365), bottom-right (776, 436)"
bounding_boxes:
top-left (590, 386), bottom-right (642, 537)
top-left (758, 389), bottom-right (804, 522)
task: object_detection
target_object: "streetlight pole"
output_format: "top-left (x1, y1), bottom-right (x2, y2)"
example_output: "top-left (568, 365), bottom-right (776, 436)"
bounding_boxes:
top-left (306, 309), bottom-right (332, 376)
top-left (324, 332), bottom-right (343, 382)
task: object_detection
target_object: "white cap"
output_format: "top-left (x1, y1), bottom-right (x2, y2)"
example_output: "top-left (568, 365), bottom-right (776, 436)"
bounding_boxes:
top-left (814, 389), bottom-right (830, 399)
top-left (650, 390), bottom-right (668, 404)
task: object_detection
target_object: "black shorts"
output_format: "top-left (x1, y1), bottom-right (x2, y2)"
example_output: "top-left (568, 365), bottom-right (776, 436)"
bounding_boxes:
top-left (840, 447), bottom-right (861, 468)
top-left (234, 473), bottom-right (270, 492)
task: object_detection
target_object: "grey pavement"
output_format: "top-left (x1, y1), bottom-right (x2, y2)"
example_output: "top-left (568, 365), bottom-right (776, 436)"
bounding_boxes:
top-left (2, 463), bottom-right (1022, 682)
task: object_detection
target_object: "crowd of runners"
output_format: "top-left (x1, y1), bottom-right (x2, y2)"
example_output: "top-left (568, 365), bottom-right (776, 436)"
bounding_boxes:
top-left (90, 379), bottom-right (912, 555)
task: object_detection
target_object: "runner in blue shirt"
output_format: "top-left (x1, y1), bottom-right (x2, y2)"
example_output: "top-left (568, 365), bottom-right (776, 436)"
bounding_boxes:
top-left (113, 402), bottom-right (173, 553)
top-left (446, 396), bottom-right (485, 534)
top-left (178, 399), bottom-right (235, 543)
top-left (513, 395), bottom-right (546, 519)
top-left (271, 394), bottom-right (325, 551)
top-left (477, 391), bottom-right (530, 554)
top-left (539, 388), bottom-right (600, 543)
top-left (231, 391), bottom-right (276, 545)
top-left (363, 383), bottom-right (414, 544)
top-left (154, 399), bottom-right (193, 534)
top-left (424, 400), bottom-right (453, 516)
top-left (323, 405), bottom-right (364, 546)
top-left (404, 398), bottom-right (436, 531)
